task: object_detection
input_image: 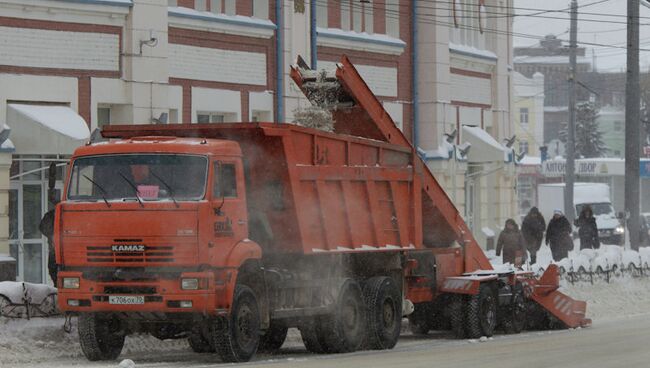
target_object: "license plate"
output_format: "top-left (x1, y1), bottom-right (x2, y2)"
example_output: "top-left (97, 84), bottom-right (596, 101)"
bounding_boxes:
top-left (109, 295), bottom-right (145, 305)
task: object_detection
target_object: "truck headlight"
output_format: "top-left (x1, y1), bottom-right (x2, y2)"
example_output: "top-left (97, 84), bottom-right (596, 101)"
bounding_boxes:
top-left (181, 278), bottom-right (199, 290)
top-left (63, 277), bottom-right (80, 289)
top-left (615, 226), bottom-right (625, 234)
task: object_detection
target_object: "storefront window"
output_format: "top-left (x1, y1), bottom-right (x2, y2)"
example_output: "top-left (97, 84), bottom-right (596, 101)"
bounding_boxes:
top-left (23, 184), bottom-right (42, 240)
top-left (9, 189), bottom-right (17, 240)
top-left (23, 243), bottom-right (42, 284)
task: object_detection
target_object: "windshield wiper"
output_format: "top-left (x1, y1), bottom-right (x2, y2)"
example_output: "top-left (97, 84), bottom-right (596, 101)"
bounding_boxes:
top-left (82, 174), bottom-right (111, 208)
top-left (150, 171), bottom-right (179, 208)
top-left (118, 172), bottom-right (144, 208)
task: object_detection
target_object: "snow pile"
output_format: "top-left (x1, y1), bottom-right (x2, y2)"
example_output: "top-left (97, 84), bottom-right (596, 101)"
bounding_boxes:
top-left (561, 276), bottom-right (650, 321)
top-left (118, 359), bottom-right (136, 368)
top-left (528, 244), bottom-right (650, 275)
top-left (0, 317), bottom-right (189, 365)
top-left (0, 281), bottom-right (56, 305)
top-left (292, 106), bottom-right (334, 132)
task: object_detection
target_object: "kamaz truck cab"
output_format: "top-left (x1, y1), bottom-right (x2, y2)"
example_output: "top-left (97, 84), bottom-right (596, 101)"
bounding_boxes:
top-left (57, 136), bottom-right (257, 361)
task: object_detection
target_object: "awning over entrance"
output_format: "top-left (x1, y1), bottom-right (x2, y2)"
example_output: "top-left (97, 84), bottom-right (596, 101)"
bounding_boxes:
top-left (462, 125), bottom-right (505, 163)
top-left (7, 104), bottom-right (90, 155)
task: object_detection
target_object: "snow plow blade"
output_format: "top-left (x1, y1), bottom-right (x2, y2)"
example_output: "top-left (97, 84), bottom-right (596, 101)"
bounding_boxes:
top-left (526, 265), bottom-right (591, 328)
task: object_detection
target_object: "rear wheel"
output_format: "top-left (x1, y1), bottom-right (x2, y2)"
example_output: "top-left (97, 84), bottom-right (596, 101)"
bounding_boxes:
top-left (318, 279), bottom-right (366, 353)
top-left (363, 276), bottom-right (402, 350)
top-left (78, 313), bottom-right (125, 361)
top-left (299, 320), bottom-right (327, 354)
top-left (465, 284), bottom-right (497, 338)
top-left (212, 285), bottom-right (261, 363)
top-left (258, 320), bottom-right (288, 353)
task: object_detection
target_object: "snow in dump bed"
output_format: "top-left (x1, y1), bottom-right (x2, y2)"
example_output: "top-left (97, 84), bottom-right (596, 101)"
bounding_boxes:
top-left (0, 282), bottom-right (56, 304)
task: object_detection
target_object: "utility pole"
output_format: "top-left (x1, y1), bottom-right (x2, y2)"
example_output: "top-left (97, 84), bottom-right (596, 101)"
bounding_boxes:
top-left (625, 0), bottom-right (641, 250)
top-left (564, 0), bottom-right (577, 224)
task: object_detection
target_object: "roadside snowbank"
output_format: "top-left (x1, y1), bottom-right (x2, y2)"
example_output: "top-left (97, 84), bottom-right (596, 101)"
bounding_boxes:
top-left (0, 317), bottom-right (189, 365)
top-left (560, 276), bottom-right (650, 321)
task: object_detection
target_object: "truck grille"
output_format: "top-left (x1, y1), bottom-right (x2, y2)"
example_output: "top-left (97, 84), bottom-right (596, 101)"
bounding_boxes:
top-left (86, 245), bottom-right (175, 263)
top-left (104, 286), bottom-right (157, 294)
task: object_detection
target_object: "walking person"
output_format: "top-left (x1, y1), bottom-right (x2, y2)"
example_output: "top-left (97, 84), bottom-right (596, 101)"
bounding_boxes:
top-left (39, 209), bottom-right (57, 285)
top-left (496, 219), bottom-right (527, 266)
top-left (574, 205), bottom-right (600, 250)
top-left (546, 210), bottom-right (573, 262)
top-left (521, 207), bottom-right (546, 264)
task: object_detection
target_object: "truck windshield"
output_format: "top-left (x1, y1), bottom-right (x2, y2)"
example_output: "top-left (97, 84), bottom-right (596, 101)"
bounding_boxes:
top-left (576, 203), bottom-right (614, 217)
top-left (67, 154), bottom-right (208, 202)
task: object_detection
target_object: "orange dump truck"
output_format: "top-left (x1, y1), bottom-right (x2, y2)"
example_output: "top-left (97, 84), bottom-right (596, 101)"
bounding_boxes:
top-left (56, 56), bottom-right (589, 362)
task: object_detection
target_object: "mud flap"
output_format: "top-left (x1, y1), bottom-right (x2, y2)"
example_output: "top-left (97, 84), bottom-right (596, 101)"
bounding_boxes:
top-left (526, 265), bottom-right (591, 328)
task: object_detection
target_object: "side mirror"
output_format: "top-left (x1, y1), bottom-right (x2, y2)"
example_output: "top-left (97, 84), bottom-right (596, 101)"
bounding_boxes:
top-left (47, 162), bottom-right (58, 205)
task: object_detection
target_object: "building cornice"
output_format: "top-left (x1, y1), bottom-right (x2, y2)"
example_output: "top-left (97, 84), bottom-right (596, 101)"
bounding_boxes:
top-left (317, 27), bottom-right (406, 56)
top-left (168, 7), bottom-right (276, 39)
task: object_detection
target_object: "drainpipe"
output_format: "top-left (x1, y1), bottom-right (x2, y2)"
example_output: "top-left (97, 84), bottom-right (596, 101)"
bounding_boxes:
top-left (310, 0), bottom-right (317, 69)
top-left (411, 1), bottom-right (419, 149)
top-left (275, 0), bottom-right (284, 123)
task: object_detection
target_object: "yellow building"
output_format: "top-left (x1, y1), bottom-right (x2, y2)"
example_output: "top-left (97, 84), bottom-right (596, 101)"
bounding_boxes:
top-left (513, 72), bottom-right (544, 157)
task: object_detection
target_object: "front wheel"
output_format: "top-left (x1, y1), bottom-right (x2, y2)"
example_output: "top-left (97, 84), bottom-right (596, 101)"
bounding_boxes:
top-left (78, 313), bottom-right (125, 361)
top-left (188, 325), bottom-right (215, 353)
top-left (212, 285), bottom-right (261, 363)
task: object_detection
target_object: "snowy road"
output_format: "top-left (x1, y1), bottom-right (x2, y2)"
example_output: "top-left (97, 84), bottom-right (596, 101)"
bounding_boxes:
top-left (10, 314), bottom-right (649, 368)
top-left (4, 277), bottom-right (650, 368)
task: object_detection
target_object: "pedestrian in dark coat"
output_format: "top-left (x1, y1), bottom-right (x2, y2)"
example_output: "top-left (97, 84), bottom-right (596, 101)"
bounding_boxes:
top-left (546, 210), bottom-right (573, 261)
top-left (39, 209), bottom-right (57, 284)
top-left (496, 219), bottom-right (527, 266)
top-left (521, 207), bottom-right (546, 264)
top-left (574, 205), bottom-right (600, 250)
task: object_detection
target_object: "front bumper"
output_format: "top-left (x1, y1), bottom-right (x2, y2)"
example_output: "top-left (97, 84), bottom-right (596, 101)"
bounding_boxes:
top-left (599, 232), bottom-right (624, 246)
top-left (57, 271), bottom-right (232, 315)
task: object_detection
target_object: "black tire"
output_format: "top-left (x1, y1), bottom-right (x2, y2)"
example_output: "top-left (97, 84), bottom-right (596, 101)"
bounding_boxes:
top-left (500, 286), bottom-right (527, 334)
top-left (465, 284), bottom-right (497, 339)
top-left (363, 276), bottom-right (402, 350)
top-left (448, 294), bottom-right (466, 339)
top-left (212, 285), bottom-right (261, 363)
top-left (78, 313), bottom-right (125, 361)
top-left (318, 279), bottom-right (367, 353)
top-left (258, 320), bottom-right (288, 353)
top-left (299, 320), bottom-right (327, 354)
top-left (188, 326), bottom-right (215, 353)
top-left (408, 304), bottom-right (433, 335)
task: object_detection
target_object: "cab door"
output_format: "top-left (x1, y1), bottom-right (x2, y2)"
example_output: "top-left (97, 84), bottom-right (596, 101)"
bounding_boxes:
top-left (210, 160), bottom-right (248, 247)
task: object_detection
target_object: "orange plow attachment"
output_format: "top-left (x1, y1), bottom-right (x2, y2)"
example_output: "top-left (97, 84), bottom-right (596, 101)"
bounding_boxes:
top-left (523, 265), bottom-right (591, 328)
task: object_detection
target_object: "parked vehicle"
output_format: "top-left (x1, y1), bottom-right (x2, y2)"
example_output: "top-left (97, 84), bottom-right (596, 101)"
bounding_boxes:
top-left (538, 183), bottom-right (624, 245)
top-left (55, 57), bottom-right (590, 362)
